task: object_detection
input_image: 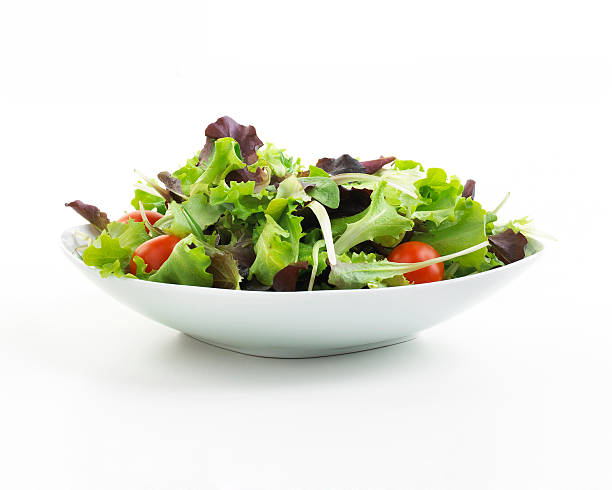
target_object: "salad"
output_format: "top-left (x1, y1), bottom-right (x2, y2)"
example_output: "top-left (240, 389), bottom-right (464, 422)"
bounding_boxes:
top-left (66, 116), bottom-right (539, 292)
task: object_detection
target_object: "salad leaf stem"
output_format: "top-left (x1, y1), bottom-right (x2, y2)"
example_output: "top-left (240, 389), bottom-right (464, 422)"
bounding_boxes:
top-left (307, 201), bottom-right (337, 266)
top-left (492, 192), bottom-right (510, 215)
top-left (331, 173), bottom-right (417, 197)
top-left (308, 239), bottom-right (326, 291)
top-left (138, 201), bottom-right (164, 236)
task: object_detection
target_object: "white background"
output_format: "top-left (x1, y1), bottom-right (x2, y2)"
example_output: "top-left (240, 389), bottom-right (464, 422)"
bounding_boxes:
top-left (1, 1), bottom-right (611, 489)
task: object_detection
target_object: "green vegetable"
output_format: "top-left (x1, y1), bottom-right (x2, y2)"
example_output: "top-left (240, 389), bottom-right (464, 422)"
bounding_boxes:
top-left (249, 211), bottom-right (303, 286)
top-left (209, 180), bottom-right (271, 220)
top-left (412, 198), bottom-right (487, 268)
top-left (198, 137), bottom-right (246, 186)
top-left (67, 116), bottom-right (539, 291)
top-left (149, 236), bottom-right (214, 287)
top-left (334, 181), bottom-right (413, 255)
top-left (164, 195), bottom-right (224, 238)
top-left (300, 176), bottom-right (340, 209)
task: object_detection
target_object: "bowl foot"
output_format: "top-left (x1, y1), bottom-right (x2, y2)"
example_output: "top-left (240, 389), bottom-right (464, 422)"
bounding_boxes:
top-left (183, 334), bottom-right (417, 358)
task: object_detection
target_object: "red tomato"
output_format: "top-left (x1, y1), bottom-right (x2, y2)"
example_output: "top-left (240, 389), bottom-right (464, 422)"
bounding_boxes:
top-left (387, 241), bottom-right (444, 284)
top-left (130, 234), bottom-right (182, 274)
top-left (118, 210), bottom-right (163, 226)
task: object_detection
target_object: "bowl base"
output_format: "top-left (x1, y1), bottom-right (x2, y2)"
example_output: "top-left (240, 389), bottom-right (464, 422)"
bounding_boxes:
top-left (184, 334), bottom-right (417, 358)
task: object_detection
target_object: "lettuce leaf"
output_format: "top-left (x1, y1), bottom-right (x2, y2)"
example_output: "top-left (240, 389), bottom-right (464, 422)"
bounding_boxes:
top-left (249, 210), bottom-right (303, 286)
top-left (171, 155), bottom-right (203, 195)
top-left (276, 174), bottom-right (311, 202)
top-left (333, 181), bottom-right (413, 255)
top-left (65, 200), bottom-right (110, 231)
top-left (256, 143), bottom-right (301, 177)
top-left (82, 220), bottom-right (150, 277)
top-left (200, 116), bottom-right (263, 165)
top-left (300, 176), bottom-right (340, 209)
top-left (149, 236), bottom-right (214, 287)
top-left (316, 154), bottom-right (366, 175)
top-left (412, 198), bottom-right (487, 267)
top-left (163, 194), bottom-right (224, 238)
top-left (198, 137), bottom-right (246, 186)
top-left (130, 189), bottom-right (166, 214)
top-left (209, 180), bottom-right (271, 220)
top-left (82, 233), bottom-right (132, 270)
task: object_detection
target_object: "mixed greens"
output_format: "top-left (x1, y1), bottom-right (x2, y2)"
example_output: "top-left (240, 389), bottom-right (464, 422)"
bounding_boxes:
top-left (66, 116), bottom-right (538, 291)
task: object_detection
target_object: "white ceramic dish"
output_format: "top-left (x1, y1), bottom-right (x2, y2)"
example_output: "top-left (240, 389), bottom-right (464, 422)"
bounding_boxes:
top-left (61, 224), bottom-right (543, 358)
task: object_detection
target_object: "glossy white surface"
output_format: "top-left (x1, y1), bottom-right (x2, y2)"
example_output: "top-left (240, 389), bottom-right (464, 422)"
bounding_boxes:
top-left (62, 225), bottom-right (543, 357)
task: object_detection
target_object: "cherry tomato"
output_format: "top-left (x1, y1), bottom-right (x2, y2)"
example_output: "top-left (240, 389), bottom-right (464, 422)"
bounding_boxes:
top-left (387, 241), bottom-right (444, 284)
top-left (118, 210), bottom-right (163, 226)
top-left (130, 234), bottom-right (182, 274)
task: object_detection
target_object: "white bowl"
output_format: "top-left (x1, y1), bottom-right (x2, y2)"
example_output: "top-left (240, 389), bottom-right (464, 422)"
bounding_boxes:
top-left (61, 225), bottom-right (543, 358)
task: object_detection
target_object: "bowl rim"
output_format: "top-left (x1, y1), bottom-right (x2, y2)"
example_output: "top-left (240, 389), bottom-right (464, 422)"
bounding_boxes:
top-left (61, 224), bottom-right (545, 296)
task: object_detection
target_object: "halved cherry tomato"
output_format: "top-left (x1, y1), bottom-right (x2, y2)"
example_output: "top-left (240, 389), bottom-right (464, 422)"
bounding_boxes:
top-left (130, 234), bottom-right (182, 274)
top-left (387, 241), bottom-right (444, 284)
top-left (118, 210), bottom-right (163, 225)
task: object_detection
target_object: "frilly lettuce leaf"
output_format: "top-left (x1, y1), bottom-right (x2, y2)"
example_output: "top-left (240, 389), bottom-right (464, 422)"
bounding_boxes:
top-left (163, 194), bottom-right (224, 238)
top-left (149, 236), bottom-right (214, 287)
top-left (130, 189), bottom-right (166, 214)
top-left (200, 116), bottom-right (263, 165)
top-left (171, 155), bottom-right (203, 195)
top-left (198, 138), bottom-right (246, 186)
top-left (249, 210), bottom-right (304, 286)
top-left (83, 233), bottom-right (132, 270)
top-left (82, 220), bottom-right (150, 277)
top-left (209, 180), bottom-right (271, 220)
top-left (412, 198), bottom-right (487, 267)
top-left (107, 220), bottom-right (150, 251)
top-left (256, 143), bottom-right (301, 177)
top-left (333, 181), bottom-right (413, 255)
top-left (394, 159), bottom-right (424, 171)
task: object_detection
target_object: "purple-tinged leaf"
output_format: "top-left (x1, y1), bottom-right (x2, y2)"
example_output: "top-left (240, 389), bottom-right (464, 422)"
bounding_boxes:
top-left (462, 179), bottom-right (476, 199)
top-left (219, 239), bottom-right (256, 278)
top-left (272, 261), bottom-right (309, 292)
top-left (360, 156), bottom-right (396, 174)
top-left (225, 166), bottom-right (271, 193)
top-left (65, 200), bottom-right (110, 231)
top-left (157, 171), bottom-right (186, 203)
top-left (329, 187), bottom-right (372, 219)
top-left (316, 154), bottom-right (366, 175)
top-left (488, 229), bottom-right (528, 264)
top-left (199, 116), bottom-right (263, 165)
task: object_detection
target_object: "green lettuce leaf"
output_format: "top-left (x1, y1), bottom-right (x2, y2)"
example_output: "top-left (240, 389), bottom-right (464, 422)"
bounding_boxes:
top-left (163, 194), bottom-right (224, 238)
top-left (412, 198), bottom-right (487, 267)
top-left (276, 174), bottom-right (311, 202)
top-left (83, 220), bottom-right (150, 277)
top-left (107, 220), bottom-right (150, 251)
top-left (256, 143), bottom-right (301, 177)
top-left (198, 137), bottom-right (246, 186)
top-left (83, 233), bottom-right (132, 270)
top-left (300, 176), bottom-right (340, 209)
top-left (130, 189), bottom-right (166, 214)
top-left (333, 180), bottom-right (413, 255)
top-left (149, 236), bottom-right (214, 287)
top-left (249, 210), bottom-right (303, 286)
top-left (172, 155), bottom-right (204, 195)
top-left (209, 180), bottom-right (271, 220)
